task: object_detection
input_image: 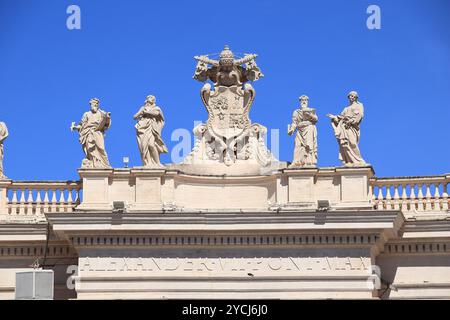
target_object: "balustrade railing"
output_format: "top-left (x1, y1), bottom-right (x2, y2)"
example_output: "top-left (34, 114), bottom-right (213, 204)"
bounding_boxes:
top-left (5, 181), bottom-right (82, 215)
top-left (370, 176), bottom-right (449, 212)
top-left (1, 175), bottom-right (448, 216)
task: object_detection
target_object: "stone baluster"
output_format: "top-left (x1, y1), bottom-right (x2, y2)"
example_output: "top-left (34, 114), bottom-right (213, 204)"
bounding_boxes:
top-left (417, 183), bottom-right (424, 211)
top-left (67, 187), bottom-right (74, 212)
top-left (376, 186), bottom-right (384, 210)
top-left (57, 187), bottom-right (64, 213)
top-left (50, 188), bottom-right (57, 212)
top-left (410, 184), bottom-right (417, 211)
top-left (442, 182), bottom-right (449, 211)
top-left (62, 187), bottom-right (68, 212)
top-left (401, 184), bottom-right (408, 211)
top-left (35, 188), bottom-right (43, 214)
top-left (11, 189), bottom-right (18, 214)
top-left (424, 183), bottom-right (432, 211)
top-left (18, 189), bottom-right (26, 214)
top-left (434, 183), bottom-right (441, 211)
top-left (25, 189), bottom-right (33, 215)
top-left (74, 188), bottom-right (81, 205)
top-left (393, 184), bottom-right (400, 210)
top-left (43, 187), bottom-right (50, 213)
top-left (385, 185), bottom-right (392, 210)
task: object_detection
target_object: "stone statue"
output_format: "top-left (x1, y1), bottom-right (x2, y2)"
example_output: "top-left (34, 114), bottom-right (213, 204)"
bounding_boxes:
top-left (134, 95), bottom-right (168, 167)
top-left (0, 122), bottom-right (9, 179)
top-left (288, 95), bottom-right (318, 167)
top-left (184, 45), bottom-right (276, 167)
top-left (326, 91), bottom-right (366, 166)
top-left (71, 98), bottom-right (111, 168)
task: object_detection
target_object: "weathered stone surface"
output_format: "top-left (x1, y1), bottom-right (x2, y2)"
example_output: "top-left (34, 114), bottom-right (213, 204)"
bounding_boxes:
top-left (288, 95), bottom-right (318, 167)
top-left (327, 91), bottom-right (366, 166)
top-left (71, 98), bottom-right (111, 168)
top-left (134, 95), bottom-right (168, 167)
top-left (0, 122), bottom-right (8, 179)
top-left (0, 48), bottom-right (448, 300)
top-left (184, 46), bottom-right (278, 171)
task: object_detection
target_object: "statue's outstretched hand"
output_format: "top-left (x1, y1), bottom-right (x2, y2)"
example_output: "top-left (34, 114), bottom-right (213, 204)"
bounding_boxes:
top-left (326, 114), bottom-right (338, 124)
top-left (287, 124), bottom-right (294, 135)
top-left (70, 122), bottom-right (80, 132)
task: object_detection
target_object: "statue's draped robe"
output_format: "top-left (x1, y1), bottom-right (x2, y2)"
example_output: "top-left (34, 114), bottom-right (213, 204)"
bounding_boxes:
top-left (0, 122), bottom-right (8, 178)
top-left (78, 110), bottom-right (111, 168)
top-left (331, 102), bottom-right (366, 165)
top-left (135, 106), bottom-right (168, 166)
top-left (291, 108), bottom-right (318, 166)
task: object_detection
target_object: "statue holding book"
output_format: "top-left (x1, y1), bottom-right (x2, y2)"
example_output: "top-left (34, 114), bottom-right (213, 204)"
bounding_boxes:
top-left (288, 95), bottom-right (318, 167)
top-left (71, 98), bottom-right (112, 168)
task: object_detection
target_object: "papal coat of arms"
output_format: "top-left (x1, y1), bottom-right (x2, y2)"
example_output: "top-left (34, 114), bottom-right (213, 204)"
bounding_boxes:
top-left (184, 45), bottom-right (276, 166)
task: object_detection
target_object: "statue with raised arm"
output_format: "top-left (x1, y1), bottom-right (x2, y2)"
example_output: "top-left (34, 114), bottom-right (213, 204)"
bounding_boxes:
top-left (326, 91), bottom-right (366, 166)
top-left (71, 98), bottom-right (111, 168)
top-left (288, 95), bottom-right (318, 167)
top-left (0, 121), bottom-right (9, 179)
top-left (134, 95), bottom-right (168, 167)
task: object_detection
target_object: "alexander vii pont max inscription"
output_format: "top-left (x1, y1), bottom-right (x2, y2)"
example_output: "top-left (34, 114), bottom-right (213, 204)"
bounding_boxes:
top-left (79, 257), bottom-right (369, 273)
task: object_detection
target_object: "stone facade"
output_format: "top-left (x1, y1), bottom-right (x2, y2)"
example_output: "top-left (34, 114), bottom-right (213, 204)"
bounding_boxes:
top-left (0, 46), bottom-right (449, 299)
top-left (0, 170), bottom-right (449, 299)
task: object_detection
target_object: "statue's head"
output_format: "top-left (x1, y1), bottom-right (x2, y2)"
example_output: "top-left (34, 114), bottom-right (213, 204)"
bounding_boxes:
top-left (89, 98), bottom-right (100, 113)
top-left (219, 45), bottom-right (234, 70)
top-left (299, 95), bottom-right (309, 108)
top-left (347, 91), bottom-right (358, 103)
top-left (145, 95), bottom-right (156, 105)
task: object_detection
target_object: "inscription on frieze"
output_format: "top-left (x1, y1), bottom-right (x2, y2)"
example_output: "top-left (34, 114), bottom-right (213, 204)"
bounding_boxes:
top-left (79, 257), bottom-right (369, 273)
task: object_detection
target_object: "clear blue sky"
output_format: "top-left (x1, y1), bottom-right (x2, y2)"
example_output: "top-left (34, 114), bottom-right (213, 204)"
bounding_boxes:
top-left (0, 0), bottom-right (449, 180)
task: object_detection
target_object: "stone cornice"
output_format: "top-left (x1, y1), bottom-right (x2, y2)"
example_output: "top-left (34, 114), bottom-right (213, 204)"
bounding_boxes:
top-left (400, 216), bottom-right (450, 238)
top-left (0, 242), bottom-right (77, 258)
top-left (0, 221), bottom-right (48, 242)
top-left (46, 210), bottom-right (403, 232)
top-left (382, 238), bottom-right (450, 255)
top-left (45, 211), bottom-right (404, 255)
top-left (68, 233), bottom-right (383, 249)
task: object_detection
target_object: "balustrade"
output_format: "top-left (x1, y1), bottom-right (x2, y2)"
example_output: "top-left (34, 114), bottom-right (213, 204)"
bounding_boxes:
top-left (5, 181), bottom-right (82, 215)
top-left (371, 176), bottom-right (449, 212)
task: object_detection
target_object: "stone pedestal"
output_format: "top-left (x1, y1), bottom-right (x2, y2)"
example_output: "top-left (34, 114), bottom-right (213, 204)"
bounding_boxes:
top-left (0, 180), bottom-right (12, 214)
top-left (73, 166), bottom-right (375, 213)
top-left (76, 168), bottom-right (169, 212)
top-left (282, 166), bottom-right (374, 211)
top-left (76, 169), bottom-right (113, 211)
top-left (285, 168), bottom-right (318, 209)
top-left (334, 166), bottom-right (374, 210)
top-left (129, 168), bottom-right (165, 212)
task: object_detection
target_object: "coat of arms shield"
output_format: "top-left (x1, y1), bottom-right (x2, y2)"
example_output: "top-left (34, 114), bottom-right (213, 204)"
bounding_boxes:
top-left (201, 84), bottom-right (254, 140)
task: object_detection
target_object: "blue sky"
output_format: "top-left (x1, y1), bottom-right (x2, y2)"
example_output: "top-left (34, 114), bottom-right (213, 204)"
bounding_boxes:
top-left (0, 0), bottom-right (449, 180)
